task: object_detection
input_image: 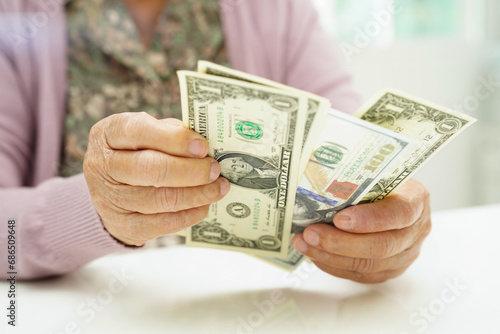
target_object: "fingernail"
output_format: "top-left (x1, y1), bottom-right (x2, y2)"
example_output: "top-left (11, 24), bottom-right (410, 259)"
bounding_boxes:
top-left (335, 213), bottom-right (354, 231)
top-left (219, 178), bottom-right (230, 196)
top-left (292, 238), bottom-right (308, 254)
top-left (304, 230), bottom-right (319, 246)
top-left (210, 161), bottom-right (220, 181)
top-left (190, 139), bottom-right (207, 157)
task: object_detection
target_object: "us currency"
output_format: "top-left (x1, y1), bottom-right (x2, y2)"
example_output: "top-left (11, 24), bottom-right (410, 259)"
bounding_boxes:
top-left (268, 91), bottom-right (477, 271)
top-left (197, 61), bottom-right (331, 269)
top-left (260, 109), bottom-right (416, 270)
top-left (198, 61), bottom-right (330, 176)
top-left (178, 70), bottom-right (307, 258)
top-left (355, 90), bottom-right (477, 203)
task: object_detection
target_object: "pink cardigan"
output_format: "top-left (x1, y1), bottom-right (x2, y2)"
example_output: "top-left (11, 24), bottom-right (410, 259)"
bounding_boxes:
top-left (0, 0), bottom-right (360, 279)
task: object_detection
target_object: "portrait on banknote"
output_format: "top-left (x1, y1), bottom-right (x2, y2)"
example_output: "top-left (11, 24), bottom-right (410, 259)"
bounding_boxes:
top-left (217, 153), bottom-right (280, 190)
top-left (291, 193), bottom-right (336, 234)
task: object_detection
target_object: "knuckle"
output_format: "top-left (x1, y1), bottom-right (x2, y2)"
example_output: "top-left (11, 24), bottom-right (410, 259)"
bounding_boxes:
top-left (190, 188), bottom-right (210, 207)
top-left (136, 152), bottom-right (151, 174)
top-left (172, 124), bottom-right (192, 142)
top-left (114, 214), bottom-right (148, 246)
top-left (82, 153), bottom-right (94, 174)
top-left (105, 184), bottom-right (127, 210)
top-left (398, 196), bottom-right (418, 226)
top-left (351, 257), bottom-right (375, 273)
top-left (202, 181), bottom-right (222, 201)
top-left (106, 114), bottom-right (125, 138)
top-left (197, 205), bottom-right (210, 221)
top-left (88, 122), bottom-right (99, 141)
top-left (123, 112), bottom-right (145, 132)
top-left (359, 274), bottom-right (389, 284)
top-left (371, 235), bottom-right (397, 259)
top-left (411, 178), bottom-right (430, 199)
top-left (159, 155), bottom-right (173, 185)
top-left (85, 127), bottom-right (104, 164)
top-left (158, 188), bottom-right (181, 212)
top-left (407, 247), bottom-right (421, 266)
top-left (167, 212), bottom-right (184, 231)
top-left (421, 184), bottom-right (431, 204)
top-left (196, 159), bottom-right (213, 184)
top-left (104, 150), bottom-right (119, 180)
top-left (123, 214), bottom-right (140, 235)
top-left (116, 112), bottom-right (151, 148)
top-left (190, 208), bottom-right (209, 228)
top-left (421, 218), bottom-right (432, 238)
top-left (169, 208), bottom-right (201, 231)
top-left (317, 230), bottom-right (338, 253)
top-left (409, 179), bottom-right (431, 219)
top-left (103, 155), bottom-right (117, 180)
top-left (137, 151), bottom-right (165, 184)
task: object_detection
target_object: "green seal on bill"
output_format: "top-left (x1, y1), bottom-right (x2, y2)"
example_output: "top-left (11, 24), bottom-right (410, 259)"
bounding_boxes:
top-left (314, 144), bottom-right (343, 165)
top-left (235, 121), bottom-right (263, 140)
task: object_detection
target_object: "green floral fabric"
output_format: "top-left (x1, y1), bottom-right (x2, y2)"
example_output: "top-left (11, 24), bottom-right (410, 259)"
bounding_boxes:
top-left (60, 0), bottom-right (227, 176)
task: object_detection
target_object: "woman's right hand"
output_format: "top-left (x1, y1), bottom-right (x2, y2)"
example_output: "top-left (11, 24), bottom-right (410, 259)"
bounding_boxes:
top-left (83, 112), bottom-right (230, 246)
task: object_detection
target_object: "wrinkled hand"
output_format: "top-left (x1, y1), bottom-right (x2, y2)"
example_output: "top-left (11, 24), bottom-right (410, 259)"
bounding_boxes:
top-left (292, 179), bottom-right (431, 283)
top-left (83, 112), bottom-right (230, 246)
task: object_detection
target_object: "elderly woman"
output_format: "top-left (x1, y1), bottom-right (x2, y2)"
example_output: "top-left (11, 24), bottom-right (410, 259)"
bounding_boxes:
top-left (0, 0), bottom-right (430, 283)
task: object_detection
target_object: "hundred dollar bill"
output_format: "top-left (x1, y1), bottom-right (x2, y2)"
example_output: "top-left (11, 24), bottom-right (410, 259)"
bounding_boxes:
top-left (178, 71), bottom-right (307, 258)
top-left (293, 109), bottom-right (415, 231)
top-left (198, 61), bottom-right (330, 175)
top-left (258, 109), bottom-right (415, 270)
top-left (355, 90), bottom-right (477, 203)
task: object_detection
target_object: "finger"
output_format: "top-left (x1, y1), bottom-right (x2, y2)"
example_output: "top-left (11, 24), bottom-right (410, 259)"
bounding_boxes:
top-left (292, 234), bottom-right (422, 273)
top-left (312, 261), bottom-right (408, 284)
top-left (298, 223), bottom-right (419, 259)
top-left (110, 205), bottom-right (211, 246)
top-left (111, 177), bottom-right (230, 214)
top-left (333, 179), bottom-right (430, 233)
top-left (107, 150), bottom-right (220, 187)
top-left (102, 112), bottom-right (209, 158)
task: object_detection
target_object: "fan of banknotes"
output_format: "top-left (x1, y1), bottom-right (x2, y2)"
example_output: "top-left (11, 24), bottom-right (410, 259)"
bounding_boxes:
top-left (175, 61), bottom-right (476, 271)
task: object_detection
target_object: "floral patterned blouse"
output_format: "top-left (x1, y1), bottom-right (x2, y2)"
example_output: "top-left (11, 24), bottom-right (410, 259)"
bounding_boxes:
top-left (60, 0), bottom-right (228, 177)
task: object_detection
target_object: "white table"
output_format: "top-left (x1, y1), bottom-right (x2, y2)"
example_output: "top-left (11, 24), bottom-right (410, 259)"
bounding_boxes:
top-left (2, 204), bottom-right (500, 334)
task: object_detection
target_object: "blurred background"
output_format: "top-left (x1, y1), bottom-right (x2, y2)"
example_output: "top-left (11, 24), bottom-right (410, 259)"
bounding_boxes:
top-left (313, 0), bottom-right (500, 211)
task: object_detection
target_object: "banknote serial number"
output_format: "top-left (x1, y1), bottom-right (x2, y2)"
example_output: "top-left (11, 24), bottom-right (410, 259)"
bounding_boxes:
top-left (217, 109), bottom-right (225, 144)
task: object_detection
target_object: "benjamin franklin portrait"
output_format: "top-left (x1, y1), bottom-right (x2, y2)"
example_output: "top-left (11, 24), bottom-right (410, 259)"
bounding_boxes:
top-left (292, 193), bottom-right (337, 234)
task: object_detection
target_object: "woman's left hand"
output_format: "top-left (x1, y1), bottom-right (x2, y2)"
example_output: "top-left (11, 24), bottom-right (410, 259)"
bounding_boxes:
top-left (292, 179), bottom-right (432, 284)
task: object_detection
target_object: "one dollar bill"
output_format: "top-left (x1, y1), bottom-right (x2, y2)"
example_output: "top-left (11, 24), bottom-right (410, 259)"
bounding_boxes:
top-left (196, 61), bottom-right (332, 269)
top-left (355, 90), bottom-right (477, 203)
top-left (198, 60), bottom-right (330, 176)
top-left (178, 71), bottom-right (307, 259)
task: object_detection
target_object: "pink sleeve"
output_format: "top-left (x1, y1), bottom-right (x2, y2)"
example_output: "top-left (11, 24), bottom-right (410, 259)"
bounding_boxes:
top-left (0, 51), bottom-right (132, 281)
top-left (0, 175), bottom-right (132, 280)
top-left (283, 0), bottom-right (361, 114)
